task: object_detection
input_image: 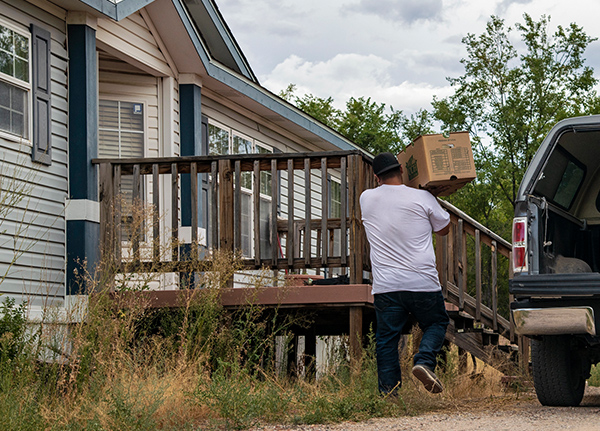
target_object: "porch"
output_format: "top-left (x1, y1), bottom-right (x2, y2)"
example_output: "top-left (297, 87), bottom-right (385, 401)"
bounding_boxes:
top-left (93, 150), bottom-right (525, 372)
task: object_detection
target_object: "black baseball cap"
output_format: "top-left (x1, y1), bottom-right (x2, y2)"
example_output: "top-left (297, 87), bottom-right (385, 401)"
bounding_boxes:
top-left (372, 152), bottom-right (400, 176)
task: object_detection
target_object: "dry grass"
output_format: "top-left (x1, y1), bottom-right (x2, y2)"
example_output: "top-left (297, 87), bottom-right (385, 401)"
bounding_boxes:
top-left (0, 198), bottom-right (531, 430)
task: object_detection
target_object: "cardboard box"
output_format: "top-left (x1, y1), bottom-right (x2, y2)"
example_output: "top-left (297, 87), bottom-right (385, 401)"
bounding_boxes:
top-left (397, 132), bottom-right (476, 196)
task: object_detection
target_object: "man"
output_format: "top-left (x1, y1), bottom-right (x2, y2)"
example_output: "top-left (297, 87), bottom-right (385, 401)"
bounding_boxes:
top-left (360, 152), bottom-right (450, 395)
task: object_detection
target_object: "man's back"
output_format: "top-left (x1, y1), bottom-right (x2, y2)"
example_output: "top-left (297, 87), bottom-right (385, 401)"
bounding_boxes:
top-left (360, 184), bottom-right (449, 294)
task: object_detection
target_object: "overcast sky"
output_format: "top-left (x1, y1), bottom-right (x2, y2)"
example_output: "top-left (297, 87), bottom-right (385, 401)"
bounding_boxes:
top-left (215, 0), bottom-right (600, 118)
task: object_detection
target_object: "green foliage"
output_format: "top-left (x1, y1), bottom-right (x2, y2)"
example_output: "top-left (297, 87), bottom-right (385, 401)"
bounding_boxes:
top-left (589, 364), bottom-right (600, 386)
top-left (196, 361), bottom-right (290, 430)
top-left (280, 84), bottom-right (434, 154)
top-left (434, 14), bottom-right (599, 228)
top-left (0, 297), bottom-right (31, 362)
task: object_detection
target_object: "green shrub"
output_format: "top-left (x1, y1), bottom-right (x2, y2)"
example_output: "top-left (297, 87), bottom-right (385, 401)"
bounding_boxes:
top-left (0, 297), bottom-right (31, 362)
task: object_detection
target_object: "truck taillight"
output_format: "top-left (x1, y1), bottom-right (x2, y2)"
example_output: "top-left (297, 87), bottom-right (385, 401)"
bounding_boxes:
top-left (512, 217), bottom-right (528, 273)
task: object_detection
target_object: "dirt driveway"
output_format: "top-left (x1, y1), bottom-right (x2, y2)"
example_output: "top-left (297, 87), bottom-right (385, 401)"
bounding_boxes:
top-left (254, 386), bottom-right (600, 431)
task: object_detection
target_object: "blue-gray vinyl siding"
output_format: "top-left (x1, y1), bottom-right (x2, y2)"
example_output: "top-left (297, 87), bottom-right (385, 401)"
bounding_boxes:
top-left (0, 0), bottom-right (68, 307)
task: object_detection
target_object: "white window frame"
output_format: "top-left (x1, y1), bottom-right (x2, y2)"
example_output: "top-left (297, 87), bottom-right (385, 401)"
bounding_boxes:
top-left (0, 19), bottom-right (32, 143)
top-left (207, 119), bottom-right (274, 259)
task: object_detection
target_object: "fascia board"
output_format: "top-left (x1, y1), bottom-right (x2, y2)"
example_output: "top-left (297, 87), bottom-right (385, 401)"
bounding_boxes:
top-left (201, 0), bottom-right (256, 82)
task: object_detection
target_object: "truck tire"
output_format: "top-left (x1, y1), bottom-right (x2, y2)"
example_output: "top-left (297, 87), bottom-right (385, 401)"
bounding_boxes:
top-left (531, 335), bottom-right (590, 406)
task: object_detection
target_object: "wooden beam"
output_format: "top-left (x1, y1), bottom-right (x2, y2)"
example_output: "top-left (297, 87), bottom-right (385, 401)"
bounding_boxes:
top-left (349, 306), bottom-right (363, 363)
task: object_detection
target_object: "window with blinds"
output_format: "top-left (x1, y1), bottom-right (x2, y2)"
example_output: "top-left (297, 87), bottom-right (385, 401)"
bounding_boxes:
top-left (98, 100), bottom-right (145, 240)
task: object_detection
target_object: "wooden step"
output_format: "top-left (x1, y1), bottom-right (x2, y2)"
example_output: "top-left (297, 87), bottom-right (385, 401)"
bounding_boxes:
top-left (447, 310), bottom-right (476, 332)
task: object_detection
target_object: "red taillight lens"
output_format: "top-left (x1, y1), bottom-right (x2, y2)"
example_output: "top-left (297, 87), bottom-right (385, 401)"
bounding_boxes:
top-left (512, 218), bottom-right (528, 273)
top-left (513, 219), bottom-right (526, 243)
top-left (513, 246), bottom-right (527, 269)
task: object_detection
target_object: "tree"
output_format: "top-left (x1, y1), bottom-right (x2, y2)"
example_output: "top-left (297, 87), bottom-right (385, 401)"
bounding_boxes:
top-left (279, 85), bottom-right (434, 154)
top-left (433, 14), bottom-right (599, 230)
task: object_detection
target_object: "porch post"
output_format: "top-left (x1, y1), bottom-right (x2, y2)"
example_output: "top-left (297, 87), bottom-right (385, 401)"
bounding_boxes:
top-left (179, 76), bottom-right (205, 287)
top-left (65, 14), bottom-right (99, 295)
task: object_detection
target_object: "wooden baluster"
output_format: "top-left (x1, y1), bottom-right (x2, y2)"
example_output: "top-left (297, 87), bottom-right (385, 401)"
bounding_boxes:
top-left (447, 222), bottom-right (455, 287)
top-left (152, 163), bottom-right (160, 263)
top-left (191, 162), bottom-right (198, 261)
top-left (304, 158), bottom-right (311, 267)
top-left (114, 164), bottom-right (122, 266)
top-left (219, 160), bottom-right (234, 253)
top-left (475, 229), bottom-right (482, 323)
top-left (99, 163), bottom-right (114, 272)
top-left (492, 240), bottom-right (498, 332)
top-left (132, 163), bottom-right (141, 263)
top-left (253, 160), bottom-right (261, 267)
top-left (440, 235), bottom-right (448, 298)
top-left (210, 161), bottom-right (218, 250)
top-left (457, 219), bottom-right (464, 310)
top-left (340, 156), bottom-right (347, 266)
top-left (234, 160), bottom-right (241, 252)
top-left (287, 158), bottom-right (295, 268)
top-left (321, 157), bottom-right (328, 268)
top-left (171, 163), bottom-right (179, 262)
top-left (271, 159), bottom-right (279, 267)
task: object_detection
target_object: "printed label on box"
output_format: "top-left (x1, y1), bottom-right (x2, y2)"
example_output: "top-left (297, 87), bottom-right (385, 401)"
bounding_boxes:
top-left (451, 147), bottom-right (472, 173)
top-left (429, 148), bottom-right (451, 174)
top-left (406, 155), bottom-right (419, 181)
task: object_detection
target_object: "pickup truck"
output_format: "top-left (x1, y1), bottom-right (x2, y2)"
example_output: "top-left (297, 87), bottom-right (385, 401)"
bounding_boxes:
top-left (510, 115), bottom-right (600, 406)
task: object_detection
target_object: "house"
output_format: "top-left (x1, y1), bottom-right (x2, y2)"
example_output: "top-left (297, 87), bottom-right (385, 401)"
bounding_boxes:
top-left (0, 0), bottom-right (366, 317)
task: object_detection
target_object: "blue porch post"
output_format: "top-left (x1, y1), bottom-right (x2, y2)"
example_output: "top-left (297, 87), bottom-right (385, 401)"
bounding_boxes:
top-left (66, 19), bottom-right (99, 295)
top-left (179, 79), bottom-right (206, 287)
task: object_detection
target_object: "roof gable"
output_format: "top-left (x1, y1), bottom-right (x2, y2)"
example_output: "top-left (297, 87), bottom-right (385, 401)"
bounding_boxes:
top-left (78, 0), bottom-right (155, 20)
top-left (181, 0), bottom-right (256, 81)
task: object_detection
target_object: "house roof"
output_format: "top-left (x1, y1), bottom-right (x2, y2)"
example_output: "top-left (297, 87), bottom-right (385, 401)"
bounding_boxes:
top-left (72, 0), bottom-right (366, 153)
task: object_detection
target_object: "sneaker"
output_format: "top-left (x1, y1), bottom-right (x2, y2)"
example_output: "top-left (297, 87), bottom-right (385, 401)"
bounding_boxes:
top-left (412, 364), bottom-right (444, 393)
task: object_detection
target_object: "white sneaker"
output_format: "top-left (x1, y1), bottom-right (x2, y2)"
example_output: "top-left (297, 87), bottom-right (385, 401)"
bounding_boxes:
top-left (412, 364), bottom-right (444, 393)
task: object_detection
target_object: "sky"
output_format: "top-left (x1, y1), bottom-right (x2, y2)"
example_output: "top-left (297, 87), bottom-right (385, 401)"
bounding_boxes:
top-left (215, 0), bottom-right (600, 117)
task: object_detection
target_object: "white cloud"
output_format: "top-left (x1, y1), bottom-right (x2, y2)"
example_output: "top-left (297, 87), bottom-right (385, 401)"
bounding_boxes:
top-left (261, 53), bottom-right (453, 114)
top-left (343, 0), bottom-right (444, 25)
top-left (217, 0), bottom-right (600, 117)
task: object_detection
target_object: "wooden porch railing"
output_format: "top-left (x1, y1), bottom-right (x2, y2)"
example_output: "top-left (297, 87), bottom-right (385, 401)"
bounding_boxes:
top-left (93, 150), bottom-right (520, 353)
top-left (436, 199), bottom-right (516, 344)
top-left (93, 150), bottom-right (375, 284)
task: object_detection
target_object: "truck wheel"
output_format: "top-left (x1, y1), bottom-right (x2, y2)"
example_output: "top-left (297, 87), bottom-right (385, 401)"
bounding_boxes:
top-left (531, 335), bottom-right (590, 406)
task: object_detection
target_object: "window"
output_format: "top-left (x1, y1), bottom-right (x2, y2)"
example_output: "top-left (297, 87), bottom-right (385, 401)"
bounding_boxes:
top-left (208, 122), bottom-right (274, 259)
top-left (0, 22), bottom-right (51, 164)
top-left (534, 146), bottom-right (585, 210)
top-left (98, 100), bottom-right (145, 239)
top-left (0, 23), bottom-right (29, 139)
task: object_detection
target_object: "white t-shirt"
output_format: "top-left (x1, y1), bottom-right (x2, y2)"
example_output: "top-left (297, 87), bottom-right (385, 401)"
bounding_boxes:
top-left (360, 184), bottom-right (450, 294)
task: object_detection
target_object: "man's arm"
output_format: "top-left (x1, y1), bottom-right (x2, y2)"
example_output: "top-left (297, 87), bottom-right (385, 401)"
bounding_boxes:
top-left (434, 222), bottom-right (450, 237)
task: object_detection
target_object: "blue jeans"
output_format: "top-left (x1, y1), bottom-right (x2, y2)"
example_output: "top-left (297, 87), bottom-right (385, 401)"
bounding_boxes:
top-left (374, 290), bottom-right (449, 394)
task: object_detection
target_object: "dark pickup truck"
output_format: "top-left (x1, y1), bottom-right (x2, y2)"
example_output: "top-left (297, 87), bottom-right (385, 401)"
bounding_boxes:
top-left (510, 115), bottom-right (600, 406)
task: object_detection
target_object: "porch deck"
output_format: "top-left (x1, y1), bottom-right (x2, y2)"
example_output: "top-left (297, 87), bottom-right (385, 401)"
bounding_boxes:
top-left (93, 150), bottom-right (526, 371)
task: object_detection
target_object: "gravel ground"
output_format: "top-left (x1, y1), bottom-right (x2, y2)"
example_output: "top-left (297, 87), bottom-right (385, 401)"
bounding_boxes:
top-left (251, 386), bottom-right (600, 431)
